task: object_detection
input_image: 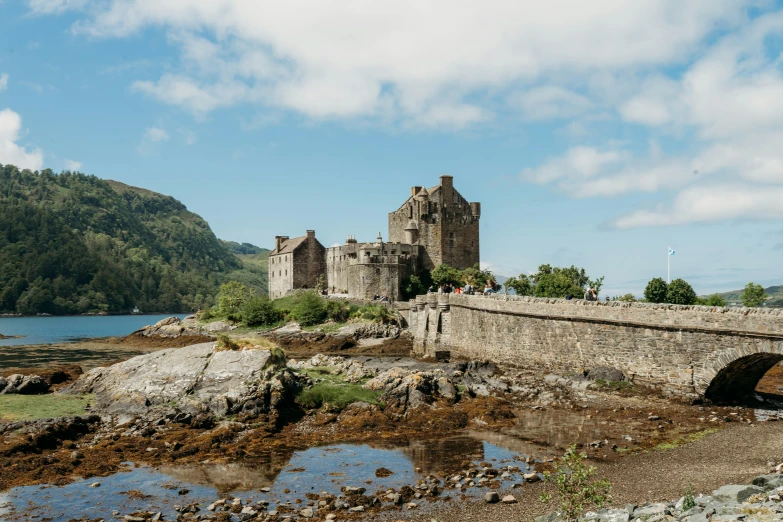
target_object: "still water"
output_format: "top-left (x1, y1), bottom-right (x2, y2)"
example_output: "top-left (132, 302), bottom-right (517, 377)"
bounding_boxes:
top-left (0, 436), bottom-right (532, 521)
top-left (0, 314), bottom-right (189, 347)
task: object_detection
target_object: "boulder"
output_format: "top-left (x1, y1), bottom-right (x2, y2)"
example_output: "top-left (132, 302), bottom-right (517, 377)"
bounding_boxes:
top-left (580, 510), bottom-right (631, 522)
top-left (711, 484), bottom-right (765, 503)
top-left (751, 474), bottom-right (783, 490)
top-left (65, 342), bottom-right (298, 417)
top-left (631, 503), bottom-right (669, 519)
top-left (202, 321), bottom-right (237, 333)
top-left (484, 492), bottom-right (499, 504)
top-left (0, 374), bottom-right (50, 395)
top-left (586, 367), bottom-right (626, 382)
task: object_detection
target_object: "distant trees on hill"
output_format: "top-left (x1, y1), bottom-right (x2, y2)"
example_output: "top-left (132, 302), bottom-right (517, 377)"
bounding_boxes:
top-left (505, 264), bottom-right (604, 299)
top-left (0, 163), bottom-right (266, 315)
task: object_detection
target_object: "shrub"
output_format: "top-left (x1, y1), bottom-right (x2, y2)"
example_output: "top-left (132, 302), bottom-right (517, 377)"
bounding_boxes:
top-left (682, 483), bottom-right (697, 511)
top-left (291, 291), bottom-right (327, 326)
top-left (666, 278), bottom-right (696, 305)
top-left (241, 295), bottom-right (280, 326)
top-left (296, 382), bottom-right (381, 411)
top-left (215, 333), bottom-right (240, 351)
top-left (351, 304), bottom-right (395, 323)
top-left (197, 308), bottom-right (214, 321)
top-left (644, 278), bottom-right (668, 303)
top-left (540, 444), bottom-right (612, 522)
top-left (326, 300), bottom-right (351, 322)
top-left (700, 293), bottom-right (727, 307)
top-left (617, 293), bottom-right (637, 303)
top-left (217, 281), bottom-right (251, 316)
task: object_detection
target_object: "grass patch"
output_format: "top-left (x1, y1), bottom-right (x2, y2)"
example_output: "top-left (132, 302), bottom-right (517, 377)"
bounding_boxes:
top-left (652, 428), bottom-right (720, 452)
top-left (0, 394), bottom-right (95, 421)
top-left (215, 335), bottom-right (279, 352)
top-left (295, 368), bottom-right (381, 411)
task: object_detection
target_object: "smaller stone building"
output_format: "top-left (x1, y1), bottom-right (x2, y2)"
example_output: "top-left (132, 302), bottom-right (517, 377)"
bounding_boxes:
top-left (268, 231), bottom-right (326, 299)
top-left (325, 234), bottom-right (422, 301)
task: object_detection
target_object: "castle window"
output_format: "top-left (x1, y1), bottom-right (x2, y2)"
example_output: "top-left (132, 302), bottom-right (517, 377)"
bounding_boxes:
top-left (285, 270), bottom-right (288, 276)
top-left (408, 205), bottom-right (413, 219)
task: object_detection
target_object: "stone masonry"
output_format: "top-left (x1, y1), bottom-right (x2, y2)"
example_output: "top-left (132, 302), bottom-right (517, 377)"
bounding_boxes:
top-left (271, 176), bottom-right (480, 300)
top-left (406, 294), bottom-right (783, 401)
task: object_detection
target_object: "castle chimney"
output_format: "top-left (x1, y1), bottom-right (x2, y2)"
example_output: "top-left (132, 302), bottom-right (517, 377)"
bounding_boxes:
top-left (306, 230), bottom-right (315, 238)
top-left (275, 236), bottom-right (287, 252)
top-left (470, 202), bottom-right (481, 217)
top-left (439, 175), bottom-right (453, 188)
top-left (411, 186), bottom-right (423, 197)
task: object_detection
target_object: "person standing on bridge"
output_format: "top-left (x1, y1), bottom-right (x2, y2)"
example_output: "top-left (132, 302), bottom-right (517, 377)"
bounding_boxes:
top-left (584, 287), bottom-right (598, 301)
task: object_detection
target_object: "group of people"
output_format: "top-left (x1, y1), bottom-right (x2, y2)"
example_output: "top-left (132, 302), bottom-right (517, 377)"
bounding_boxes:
top-left (372, 294), bottom-right (390, 302)
top-left (428, 280), bottom-right (496, 296)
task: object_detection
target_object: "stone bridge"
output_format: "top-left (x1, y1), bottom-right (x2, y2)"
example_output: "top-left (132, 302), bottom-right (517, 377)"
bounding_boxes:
top-left (402, 294), bottom-right (783, 402)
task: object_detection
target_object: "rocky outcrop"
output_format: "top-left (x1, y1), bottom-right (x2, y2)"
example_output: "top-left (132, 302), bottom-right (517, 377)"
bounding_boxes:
top-left (65, 342), bottom-right (299, 418)
top-left (287, 354), bottom-right (377, 382)
top-left (134, 316), bottom-right (208, 338)
top-left (0, 374), bottom-right (49, 394)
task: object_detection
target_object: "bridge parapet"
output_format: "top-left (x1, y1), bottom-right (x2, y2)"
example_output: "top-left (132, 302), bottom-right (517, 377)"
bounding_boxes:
top-left (410, 294), bottom-right (783, 401)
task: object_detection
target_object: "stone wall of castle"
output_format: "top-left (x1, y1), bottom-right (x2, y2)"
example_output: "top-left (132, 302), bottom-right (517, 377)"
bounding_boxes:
top-left (294, 235), bottom-right (326, 291)
top-left (326, 241), bottom-right (420, 300)
top-left (388, 176), bottom-right (480, 271)
top-left (407, 294), bottom-right (783, 399)
top-left (268, 253), bottom-right (294, 299)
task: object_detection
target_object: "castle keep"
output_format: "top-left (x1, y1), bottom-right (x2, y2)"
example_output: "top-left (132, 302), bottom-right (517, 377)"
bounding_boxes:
top-left (269, 175), bottom-right (480, 300)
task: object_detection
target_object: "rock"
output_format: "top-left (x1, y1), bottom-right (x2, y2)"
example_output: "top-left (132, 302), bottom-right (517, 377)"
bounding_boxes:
top-left (581, 509), bottom-right (630, 522)
top-left (534, 513), bottom-right (564, 522)
top-left (405, 502), bottom-right (418, 509)
top-left (202, 320), bottom-right (237, 333)
top-left (751, 474), bottom-right (783, 490)
top-left (0, 375), bottom-right (50, 395)
top-left (523, 472), bottom-right (541, 482)
top-left (375, 467), bottom-right (393, 478)
top-left (631, 503), bottom-right (668, 519)
top-left (65, 342), bottom-right (298, 417)
top-left (136, 316), bottom-right (208, 338)
top-left (299, 507), bottom-right (314, 518)
top-left (325, 515), bottom-right (337, 521)
top-left (484, 491), bottom-right (499, 503)
top-left (89, 482), bottom-right (101, 488)
top-left (585, 367), bottom-right (625, 382)
top-left (501, 495), bottom-right (517, 504)
top-left (711, 484), bottom-right (765, 503)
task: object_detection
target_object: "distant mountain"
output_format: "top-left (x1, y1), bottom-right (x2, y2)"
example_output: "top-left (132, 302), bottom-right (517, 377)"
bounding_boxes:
top-left (0, 163), bottom-right (267, 315)
top-left (220, 241), bottom-right (270, 291)
top-left (714, 284), bottom-right (783, 307)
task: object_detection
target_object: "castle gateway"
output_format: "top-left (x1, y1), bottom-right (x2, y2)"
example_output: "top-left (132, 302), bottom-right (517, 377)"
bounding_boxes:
top-left (269, 175), bottom-right (480, 300)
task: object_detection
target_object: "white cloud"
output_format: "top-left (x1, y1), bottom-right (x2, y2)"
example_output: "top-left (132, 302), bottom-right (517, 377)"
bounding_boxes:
top-left (35, 0), bottom-right (750, 126)
top-left (144, 126), bottom-right (169, 142)
top-left (0, 109), bottom-right (44, 170)
top-left (613, 185), bottom-right (783, 229)
top-left (178, 128), bottom-right (197, 145)
top-left (65, 159), bottom-right (81, 171)
top-left (28, 0), bottom-right (87, 15)
top-left (512, 86), bottom-right (593, 120)
top-left (521, 146), bottom-right (623, 186)
top-left (0, 74), bottom-right (8, 91)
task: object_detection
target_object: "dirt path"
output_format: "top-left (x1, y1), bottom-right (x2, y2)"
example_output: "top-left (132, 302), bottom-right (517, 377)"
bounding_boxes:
top-left (407, 421), bottom-right (783, 521)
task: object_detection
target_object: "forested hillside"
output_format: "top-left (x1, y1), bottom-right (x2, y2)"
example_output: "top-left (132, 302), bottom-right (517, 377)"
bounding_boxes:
top-left (0, 164), bottom-right (267, 315)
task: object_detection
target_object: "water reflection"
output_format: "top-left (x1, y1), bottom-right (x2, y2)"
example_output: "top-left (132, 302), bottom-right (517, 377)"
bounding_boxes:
top-left (2, 437), bottom-right (530, 521)
top-left (504, 409), bottom-right (610, 449)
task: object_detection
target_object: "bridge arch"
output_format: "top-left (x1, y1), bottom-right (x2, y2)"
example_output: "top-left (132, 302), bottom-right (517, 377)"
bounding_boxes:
top-left (701, 343), bottom-right (783, 404)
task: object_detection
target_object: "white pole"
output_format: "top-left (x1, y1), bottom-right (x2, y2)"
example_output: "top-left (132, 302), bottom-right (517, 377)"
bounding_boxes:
top-left (667, 246), bottom-right (670, 284)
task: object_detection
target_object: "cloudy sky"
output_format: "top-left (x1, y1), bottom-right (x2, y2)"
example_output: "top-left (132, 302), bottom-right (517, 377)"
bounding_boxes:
top-left (1, 0), bottom-right (782, 296)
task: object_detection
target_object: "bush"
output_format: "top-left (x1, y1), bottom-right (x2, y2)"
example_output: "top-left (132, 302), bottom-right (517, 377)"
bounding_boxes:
top-left (666, 278), bottom-right (696, 305)
top-left (698, 293), bottom-right (727, 307)
top-left (617, 293), bottom-right (636, 302)
top-left (351, 304), bottom-right (395, 323)
top-left (326, 300), bottom-right (351, 322)
top-left (197, 308), bottom-right (214, 321)
top-left (217, 281), bottom-right (251, 316)
top-left (644, 278), bottom-right (668, 303)
top-left (540, 445), bottom-right (612, 521)
top-left (291, 291), bottom-right (327, 326)
top-left (296, 382), bottom-right (381, 411)
top-left (241, 295), bottom-right (280, 326)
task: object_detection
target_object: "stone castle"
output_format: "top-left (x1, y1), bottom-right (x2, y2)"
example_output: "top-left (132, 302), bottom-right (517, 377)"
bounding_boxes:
top-left (269, 175), bottom-right (480, 300)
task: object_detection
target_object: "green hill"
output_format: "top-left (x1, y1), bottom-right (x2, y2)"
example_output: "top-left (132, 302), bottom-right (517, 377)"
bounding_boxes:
top-left (220, 241), bottom-right (270, 290)
top-left (714, 284), bottom-right (783, 307)
top-left (0, 163), bottom-right (267, 315)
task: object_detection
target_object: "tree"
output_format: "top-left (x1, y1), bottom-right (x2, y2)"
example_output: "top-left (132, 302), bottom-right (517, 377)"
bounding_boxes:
top-left (401, 274), bottom-right (429, 299)
top-left (617, 293), bottom-right (636, 302)
top-left (460, 264), bottom-right (497, 292)
top-left (505, 274), bottom-right (533, 296)
top-left (430, 264), bottom-right (463, 287)
top-left (291, 291), bottom-right (327, 326)
top-left (666, 278), bottom-right (696, 305)
top-left (742, 282), bottom-right (768, 307)
top-left (644, 278), bottom-right (668, 303)
top-left (217, 281), bottom-right (250, 316)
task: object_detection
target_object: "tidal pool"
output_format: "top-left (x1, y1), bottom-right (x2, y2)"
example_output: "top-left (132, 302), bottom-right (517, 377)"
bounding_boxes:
top-left (0, 435), bottom-right (534, 521)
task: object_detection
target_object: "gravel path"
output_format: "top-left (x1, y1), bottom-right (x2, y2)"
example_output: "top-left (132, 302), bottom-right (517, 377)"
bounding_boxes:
top-left (403, 421), bottom-right (783, 521)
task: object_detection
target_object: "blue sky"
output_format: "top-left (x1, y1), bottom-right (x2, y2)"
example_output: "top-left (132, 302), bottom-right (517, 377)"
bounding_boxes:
top-left (1, 0), bottom-right (782, 296)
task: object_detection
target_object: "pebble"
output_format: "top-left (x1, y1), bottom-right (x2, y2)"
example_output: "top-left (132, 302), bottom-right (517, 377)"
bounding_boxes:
top-left (501, 494), bottom-right (517, 504)
top-left (89, 482), bottom-right (101, 488)
top-left (484, 492), bottom-right (499, 504)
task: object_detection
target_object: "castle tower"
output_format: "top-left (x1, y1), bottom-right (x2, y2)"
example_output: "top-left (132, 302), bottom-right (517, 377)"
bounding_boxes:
top-left (388, 175), bottom-right (480, 270)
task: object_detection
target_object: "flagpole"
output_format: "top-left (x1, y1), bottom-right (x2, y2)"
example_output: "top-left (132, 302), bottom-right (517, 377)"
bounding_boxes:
top-left (667, 246), bottom-right (670, 284)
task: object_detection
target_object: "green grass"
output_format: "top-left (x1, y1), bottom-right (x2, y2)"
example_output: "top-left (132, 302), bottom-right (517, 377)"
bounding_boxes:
top-left (295, 368), bottom-right (381, 411)
top-left (0, 394), bottom-right (95, 421)
top-left (652, 428), bottom-right (720, 452)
